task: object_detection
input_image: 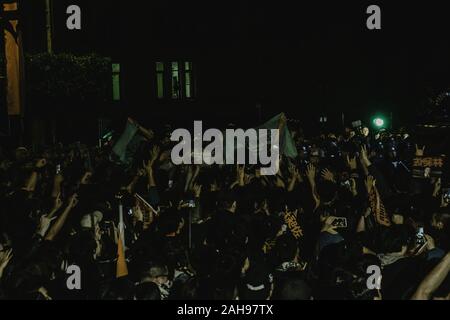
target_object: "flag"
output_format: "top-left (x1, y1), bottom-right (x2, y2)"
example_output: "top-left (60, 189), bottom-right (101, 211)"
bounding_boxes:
top-left (112, 118), bottom-right (144, 166)
top-left (369, 186), bottom-right (391, 227)
top-left (3, 0), bottom-right (25, 116)
top-left (116, 233), bottom-right (128, 278)
top-left (257, 113), bottom-right (298, 158)
top-left (116, 202), bottom-right (128, 278)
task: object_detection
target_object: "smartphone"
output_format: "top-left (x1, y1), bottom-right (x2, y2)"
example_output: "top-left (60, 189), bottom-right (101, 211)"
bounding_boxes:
top-left (332, 217), bottom-right (348, 228)
top-left (341, 180), bottom-right (351, 187)
top-left (128, 208), bottom-right (133, 216)
top-left (100, 221), bottom-right (114, 236)
top-left (416, 227), bottom-right (425, 246)
top-left (188, 200), bottom-right (196, 208)
top-left (442, 188), bottom-right (450, 204)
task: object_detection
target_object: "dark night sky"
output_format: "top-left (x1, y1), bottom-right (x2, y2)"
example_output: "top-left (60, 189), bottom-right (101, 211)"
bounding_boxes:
top-left (20, 0), bottom-right (450, 129)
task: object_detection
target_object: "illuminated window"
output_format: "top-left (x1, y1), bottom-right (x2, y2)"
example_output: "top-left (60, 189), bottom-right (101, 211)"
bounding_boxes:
top-left (155, 61), bottom-right (195, 100)
top-left (185, 62), bottom-right (192, 98)
top-left (112, 63), bottom-right (120, 101)
top-left (156, 62), bottom-right (164, 99)
top-left (171, 62), bottom-right (180, 99)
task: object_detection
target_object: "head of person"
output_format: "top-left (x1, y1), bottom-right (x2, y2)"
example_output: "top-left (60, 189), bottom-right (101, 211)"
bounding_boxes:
top-left (274, 234), bottom-right (299, 266)
top-left (100, 279), bottom-right (135, 300)
top-left (431, 211), bottom-right (450, 232)
top-left (276, 279), bottom-right (312, 300)
top-left (218, 192), bottom-right (237, 213)
top-left (317, 181), bottom-right (338, 206)
top-left (376, 225), bottom-right (409, 256)
top-left (239, 264), bottom-right (274, 300)
top-left (134, 282), bottom-right (161, 300)
top-left (158, 210), bottom-right (185, 237)
top-left (362, 127), bottom-right (370, 137)
top-left (140, 261), bottom-right (170, 286)
top-left (169, 277), bottom-right (202, 300)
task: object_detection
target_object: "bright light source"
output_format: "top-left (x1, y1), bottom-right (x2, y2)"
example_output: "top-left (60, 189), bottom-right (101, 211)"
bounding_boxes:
top-left (373, 117), bottom-right (385, 128)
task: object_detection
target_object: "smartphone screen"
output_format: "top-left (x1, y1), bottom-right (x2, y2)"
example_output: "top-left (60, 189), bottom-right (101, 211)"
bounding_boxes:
top-left (443, 188), bottom-right (450, 204)
top-left (332, 217), bottom-right (348, 228)
top-left (416, 227), bottom-right (426, 246)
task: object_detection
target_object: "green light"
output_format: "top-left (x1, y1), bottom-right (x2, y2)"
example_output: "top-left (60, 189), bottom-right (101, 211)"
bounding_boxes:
top-left (373, 117), bottom-right (385, 128)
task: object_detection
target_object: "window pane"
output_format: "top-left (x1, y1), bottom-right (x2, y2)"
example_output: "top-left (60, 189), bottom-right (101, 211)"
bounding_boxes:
top-left (171, 62), bottom-right (180, 99)
top-left (157, 73), bottom-right (164, 99)
top-left (112, 63), bottom-right (120, 73)
top-left (185, 73), bottom-right (191, 98)
top-left (112, 63), bottom-right (120, 101)
top-left (156, 62), bottom-right (164, 72)
top-left (112, 74), bottom-right (120, 101)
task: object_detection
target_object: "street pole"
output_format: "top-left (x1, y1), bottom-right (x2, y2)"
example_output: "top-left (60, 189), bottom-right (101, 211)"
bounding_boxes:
top-left (45, 0), bottom-right (56, 145)
top-left (45, 0), bottom-right (53, 54)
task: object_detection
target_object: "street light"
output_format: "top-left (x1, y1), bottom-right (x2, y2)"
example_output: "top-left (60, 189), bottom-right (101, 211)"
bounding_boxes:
top-left (372, 117), bottom-right (385, 128)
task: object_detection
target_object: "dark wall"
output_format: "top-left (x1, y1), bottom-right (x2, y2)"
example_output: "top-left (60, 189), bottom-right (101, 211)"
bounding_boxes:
top-left (19, 0), bottom-right (450, 133)
top-left (120, 1), bottom-right (450, 129)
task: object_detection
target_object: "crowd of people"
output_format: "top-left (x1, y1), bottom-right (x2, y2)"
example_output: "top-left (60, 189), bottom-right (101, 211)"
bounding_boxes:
top-left (0, 118), bottom-right (449, 300)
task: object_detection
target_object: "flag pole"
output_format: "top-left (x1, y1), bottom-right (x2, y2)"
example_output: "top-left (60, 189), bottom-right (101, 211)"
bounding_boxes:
top-left (188, 208), bottom-right (192, 249)
top-left (115, 192), bottom-right (128, 278)
top-left (117, 193), bottom-right (125, 248)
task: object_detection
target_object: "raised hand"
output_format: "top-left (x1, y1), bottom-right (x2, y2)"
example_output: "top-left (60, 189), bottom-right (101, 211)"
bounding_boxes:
top-left (36, 214), bottom-right (58, 237)
top-left (143, 159), bottom-right (153, 174)
top-left (365, 175), bottom-right (376, 194)
top-left (133, 205), bottom-right (144, 223)
top-left (349, 178), bottom-right (358, 196)
top-left (321, 216), bottom-right (338, 235)
top-left (68, 193), bottom-right (79, 209)
top-left (415, 144), bottom-right (426, 157)
top-left (321, 168), bottom-right (335, 183)
top-left (53, 193), bottom-right (63, 211)
top-left (54, 173), bottom-right (64, 184)
top-left (137, 168), bottom-right (146, 177)
top-left (0, 248), bottom-right (13, 279)
top-left (237, 165), bottom-right (245, 185)
top-left (80, 171), bottom-right (92, 185)
top-left (306, 164), bottom-right (316, 183)
top-left (192, 183), bottom-right (203, 198)
top-left (150, 145), bottom-right (161, 165)
top-left (35, 158), bottom-right (47, 168)
top-left (433, 178), bottom-right (441, 198)
top-left (210, 180), bottom-right (219, 192)
top-left (360, 145), bottom-right (369, 161)
top-left (346, 155), bottom-right (357, 170)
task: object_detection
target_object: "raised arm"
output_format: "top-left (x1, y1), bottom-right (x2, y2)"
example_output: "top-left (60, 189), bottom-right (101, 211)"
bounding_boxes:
top-left (45, 194), bottom-right (78, 241)
top-left (143, 146), bottom-right (160, 190)
top-left (23, 159), bottom-right (46, 192)
top-left (412, 253), bottom-right (450, 300)
top-left (306, 164), bottom-right (320, 210)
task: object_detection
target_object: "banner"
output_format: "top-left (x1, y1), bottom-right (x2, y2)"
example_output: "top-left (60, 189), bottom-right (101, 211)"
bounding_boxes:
top-left (412, 156), bottom-right (445, 179)
top-left (112, 118), bottom-right (146, 167)
top-left (135, 193), bottom-right (158, 230)
top-left (257, 113), bottom-right (298, 158)
top-left (3, 0), bottom-right (25, 116)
